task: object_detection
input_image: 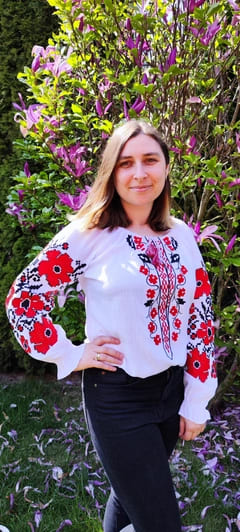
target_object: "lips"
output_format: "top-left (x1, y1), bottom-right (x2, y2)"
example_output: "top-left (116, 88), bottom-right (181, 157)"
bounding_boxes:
top-left (130, 185), bottom-right (152, 191)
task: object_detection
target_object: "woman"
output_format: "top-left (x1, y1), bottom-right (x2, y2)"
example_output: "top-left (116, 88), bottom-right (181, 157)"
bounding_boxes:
top-left (6, 119), bottom-right (217, 532)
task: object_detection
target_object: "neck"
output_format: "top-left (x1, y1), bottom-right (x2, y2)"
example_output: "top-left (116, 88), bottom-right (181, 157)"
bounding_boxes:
top-left (122, 203), bottom-right (152, 228)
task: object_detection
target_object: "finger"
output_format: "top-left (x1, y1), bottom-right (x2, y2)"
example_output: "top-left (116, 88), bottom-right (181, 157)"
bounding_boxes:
top-left (94, 358), bottom-right (118, 371)
top-left (95, 352), bottom-right (124, 365)
top-left (93, 336), bottom-right (121, 346)
top-left (179, 417), bottom-right (185, 438)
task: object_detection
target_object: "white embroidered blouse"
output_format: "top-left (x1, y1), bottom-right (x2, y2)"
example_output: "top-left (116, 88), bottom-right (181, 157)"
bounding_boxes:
top-left (6, 218), bottom-right (217, 423)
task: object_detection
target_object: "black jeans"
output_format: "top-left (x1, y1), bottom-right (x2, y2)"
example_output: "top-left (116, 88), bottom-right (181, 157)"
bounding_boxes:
top-left (82, 365), bottom-right (184, 532)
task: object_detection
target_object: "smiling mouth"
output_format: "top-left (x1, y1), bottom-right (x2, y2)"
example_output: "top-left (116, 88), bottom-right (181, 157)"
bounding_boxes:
top-left (130, 185), bottom-right (152, 191)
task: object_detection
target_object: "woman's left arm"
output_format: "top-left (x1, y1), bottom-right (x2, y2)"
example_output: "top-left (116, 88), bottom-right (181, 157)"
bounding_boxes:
top-left (178, 229), bottom-right (218, 430)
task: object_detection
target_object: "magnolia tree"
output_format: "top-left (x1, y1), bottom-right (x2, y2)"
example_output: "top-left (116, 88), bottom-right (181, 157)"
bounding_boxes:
top-left (7, 0), bottom-right (240, 405)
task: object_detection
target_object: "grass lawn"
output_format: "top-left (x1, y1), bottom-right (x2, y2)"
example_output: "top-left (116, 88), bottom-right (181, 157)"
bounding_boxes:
top-left (0, 375), bottom-right (239, 532)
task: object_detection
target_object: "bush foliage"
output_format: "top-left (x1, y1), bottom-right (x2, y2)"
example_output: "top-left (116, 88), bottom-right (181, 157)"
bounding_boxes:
top-left (5, 0), bottom-right (240, 403)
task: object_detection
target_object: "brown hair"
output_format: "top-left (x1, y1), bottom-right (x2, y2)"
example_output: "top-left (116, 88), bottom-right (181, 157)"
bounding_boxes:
top-left (72, 119), bottom-right (172, 231)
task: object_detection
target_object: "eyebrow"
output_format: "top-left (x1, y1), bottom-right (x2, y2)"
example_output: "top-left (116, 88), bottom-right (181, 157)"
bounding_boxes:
top-left (118, 152), bottom-right (161, 160)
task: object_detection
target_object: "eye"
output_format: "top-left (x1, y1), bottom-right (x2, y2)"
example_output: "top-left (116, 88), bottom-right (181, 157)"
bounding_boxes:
top-left (118, 160), bottom-right (131, 168)
top-left (145, 157), bottom-right (158, 164)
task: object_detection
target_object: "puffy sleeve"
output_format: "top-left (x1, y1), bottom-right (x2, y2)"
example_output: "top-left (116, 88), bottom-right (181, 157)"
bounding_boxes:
top-left (5, 221), bottom-right (90, 380)
top-left (178, 228), bottom-right (218, 424)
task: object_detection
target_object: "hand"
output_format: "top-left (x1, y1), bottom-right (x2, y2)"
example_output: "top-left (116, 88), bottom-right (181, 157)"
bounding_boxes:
top-left (179, 415), bottom-right (206, 441)
top-left (73, 336), bottom-right (124, 372)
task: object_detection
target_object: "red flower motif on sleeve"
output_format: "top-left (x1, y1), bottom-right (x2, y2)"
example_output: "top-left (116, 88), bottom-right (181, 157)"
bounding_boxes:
top-left (38, 250), bottom-right (73, 287)
top-left (29, 317), bottom-right (58, 354)
top-left (194, 268), bottom-right (211, 299)
top-left (196, 320), bottom-right (214, 345)
top-left (20, 335), bottom-right (31, 354)
top-left (12, 291), bottom-right (44, 318)
top-left (186, 347), bottom-right (210, 382)
top-left (5, 283), bottom-right (16, 307)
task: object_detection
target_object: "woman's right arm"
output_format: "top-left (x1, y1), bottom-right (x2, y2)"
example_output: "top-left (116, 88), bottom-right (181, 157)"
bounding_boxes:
top-left (5, 222), bottom-right (88, 379)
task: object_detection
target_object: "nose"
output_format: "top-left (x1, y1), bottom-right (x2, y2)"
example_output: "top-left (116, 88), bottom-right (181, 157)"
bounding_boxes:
top-left (133, 162), bottom-right (147, 179)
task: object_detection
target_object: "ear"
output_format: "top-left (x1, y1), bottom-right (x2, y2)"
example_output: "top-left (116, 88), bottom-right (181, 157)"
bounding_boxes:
top-left (165, 163), bottom-right (170, 177)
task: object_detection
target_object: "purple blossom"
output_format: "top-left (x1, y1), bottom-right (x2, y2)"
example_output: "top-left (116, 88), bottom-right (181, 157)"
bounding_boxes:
top-left (96, 99), bottom-right (103, 116)
top-left (160, 47), bottom-right (177, 72)
top-left (188, 220), bottom-right (224, 251)
top-left (227, 0), bottom-right (239, 9)
top-left (142, 73), bottom-right (149, 85)
top-left (42, 56), bottom-right (72, 77)
top-left (17, 189), bottom-right (25, 202)
top-left (184, 0), bottom-right (206, 12)
top-left (32, 55), bottom-right (41, 72)
top-left (51, 143), bottom-right (91, 178)
top-left (200, 19), bottom-right (221, 46)
top-left (125, 18), bottom-right (132, 31)
top-left (6, 203), bottom-right (27, 224)
top-left (34, 510), bottom-right (42, 528)
top-left (215, 193), bottom-right (223, 208)
top-left (131, 96), bottom-right (146, 114)
top-left (186, 136), bottom-right (201, 156)
top-left (24, 162), bottom-right (31, 178)
top-left (56, 520), bottom-right (72, 532)
top-left (57, 186), bottom-right (91, 210)
top-left (187, 96), bottom-right (201, 104)
top-left (225, 234), bottom-right (237, 254)
top-left (229, 178), bottom-right (240, 187)
top-left (78, 14), bottom-right (84, 32)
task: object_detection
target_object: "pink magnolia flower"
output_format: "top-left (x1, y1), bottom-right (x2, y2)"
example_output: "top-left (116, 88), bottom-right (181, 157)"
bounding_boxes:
top-left (188, 219), bottom-right (224, 251)
top-left (160, 48), bottom-right (177, 73)
top-left (225, 234), bottom-right (237, 254)
top-left (200, 19), bottom-right (221, 46)
top-left (57, 186), bottom-right (91, 210)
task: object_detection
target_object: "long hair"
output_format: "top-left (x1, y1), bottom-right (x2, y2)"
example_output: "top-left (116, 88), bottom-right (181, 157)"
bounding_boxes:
top-left (72, 119), bottom-right (172, 231)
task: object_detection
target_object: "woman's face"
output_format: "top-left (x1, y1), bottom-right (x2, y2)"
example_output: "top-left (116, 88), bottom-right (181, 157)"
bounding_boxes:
top-left (114, 133), bottom-right (169, 215)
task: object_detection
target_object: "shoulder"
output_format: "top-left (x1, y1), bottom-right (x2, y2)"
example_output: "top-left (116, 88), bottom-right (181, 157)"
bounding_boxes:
top-left (170, 217), bottom-right (194, 237)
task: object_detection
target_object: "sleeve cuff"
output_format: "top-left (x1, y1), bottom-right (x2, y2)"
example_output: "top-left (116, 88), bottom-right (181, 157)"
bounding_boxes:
top-left (55, 343), bottom-right (86, 380)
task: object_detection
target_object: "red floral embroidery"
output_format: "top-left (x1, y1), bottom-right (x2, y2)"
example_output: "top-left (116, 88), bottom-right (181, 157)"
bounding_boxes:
top-left (211, 360), bottom-right (217, 378)
top-left (12, 291), bottom-right (44, 318)
top-left (177, 274), bottom-right (185, 284)
top-left (186, 347), bottom-right (210, 382)
top-left (170, 306), bottom-right (178, 316)
top-left (38, 250), bottom-right (73, 287)
top-left (20, 335), bottom-right (31, 354)
top-left (174, 318), bottom-right (182, 329)
top-left (194, 268), bottom-right (211, 299)
top-left (178, 288), bottom-right (186, 297)
top-left (5, 283), bottom-right (16, 307)
top-left (172, 332), bottom-right (178, 341)
top-left (148, 321), bottom-right (156, 333)
top-left (181, 265), bottom-right (188, 274)
top-left (154, 335), bottom-right (161, 345)
top-left (196, 320), bottom-right (214, 345)
top-left (140, 265), bottom-right (148, 275)
top-left (146, 289), bottom-right (156, 299)
top-left (148, 274), bottom-right (158, 284)
top-left (150, 308), bottom-right (157, 319)
top-left (29, 317), bottom-right (58, 354)
top-left (134, 236), bottom-right (145, 250)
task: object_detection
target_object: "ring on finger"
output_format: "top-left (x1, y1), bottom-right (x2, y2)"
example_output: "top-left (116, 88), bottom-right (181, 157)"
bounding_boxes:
top-left (96, 353), bottom-right (101, 361)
